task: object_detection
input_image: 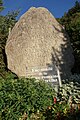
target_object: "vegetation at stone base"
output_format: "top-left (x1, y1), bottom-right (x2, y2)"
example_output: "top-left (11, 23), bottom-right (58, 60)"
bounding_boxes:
top-left (0, 77), bottom-right (55, 120)
top-left (0, 76), bottom-right (80, 120)
top-left (57, 1), bottom-right (80, 73)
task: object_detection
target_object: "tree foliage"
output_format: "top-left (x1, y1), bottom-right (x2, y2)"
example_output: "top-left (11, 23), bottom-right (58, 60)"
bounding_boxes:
top-left (58, 1), bottom-right (80, 73)
top-left (0, 2), bottom-right (19, 77)
top-left (0, 0), bottom-right (4, 12)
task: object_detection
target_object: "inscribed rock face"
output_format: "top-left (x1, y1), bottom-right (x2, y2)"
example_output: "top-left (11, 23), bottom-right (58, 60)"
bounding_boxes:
top-left (5, 7), bottom-right (74, 78)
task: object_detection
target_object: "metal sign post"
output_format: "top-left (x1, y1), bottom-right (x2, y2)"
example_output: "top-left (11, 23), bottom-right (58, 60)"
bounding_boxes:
top-left (56, 66), bottom-right (62, 87)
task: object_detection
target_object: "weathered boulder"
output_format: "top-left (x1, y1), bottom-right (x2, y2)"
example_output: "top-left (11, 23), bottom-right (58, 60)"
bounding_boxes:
top-left (5, 7), bottom-right (74, 78)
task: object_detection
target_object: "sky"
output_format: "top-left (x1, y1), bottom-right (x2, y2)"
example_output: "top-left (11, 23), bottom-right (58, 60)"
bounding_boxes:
top-left (1, 0), bottom-right (80, 19)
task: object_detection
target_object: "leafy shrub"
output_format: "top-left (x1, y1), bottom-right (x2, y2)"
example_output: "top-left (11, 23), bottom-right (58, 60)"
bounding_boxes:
top-left (0, 74), bottom-right (80, 120)
top-left (43, 76), bottom-right (80, 120)
top-left (44, 98), bottom-right (80, 120)
top-left (59, 78), bottom-right (80, 103)
top-left (0, 77), bottom-right (54, 120)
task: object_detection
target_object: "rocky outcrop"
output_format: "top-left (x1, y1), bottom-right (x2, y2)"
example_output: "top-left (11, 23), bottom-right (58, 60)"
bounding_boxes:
top-left (5, 7), bottom-right (74, 78)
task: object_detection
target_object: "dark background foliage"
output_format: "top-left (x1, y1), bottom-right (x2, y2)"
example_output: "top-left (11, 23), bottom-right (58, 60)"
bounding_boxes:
top-left (57, 1), bottom-right (80, 73)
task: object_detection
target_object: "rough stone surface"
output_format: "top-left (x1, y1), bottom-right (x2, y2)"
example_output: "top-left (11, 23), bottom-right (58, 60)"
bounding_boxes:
top-left (5, 7), bottom-right (74, 78)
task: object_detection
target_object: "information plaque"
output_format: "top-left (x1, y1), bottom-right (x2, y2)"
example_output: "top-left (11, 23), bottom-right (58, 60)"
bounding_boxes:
top-left (26, 65), bottom-right (62, 87)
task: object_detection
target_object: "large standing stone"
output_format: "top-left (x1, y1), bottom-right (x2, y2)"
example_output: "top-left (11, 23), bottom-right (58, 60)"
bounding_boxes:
top-left (5, 7), bottom-right (74, 79)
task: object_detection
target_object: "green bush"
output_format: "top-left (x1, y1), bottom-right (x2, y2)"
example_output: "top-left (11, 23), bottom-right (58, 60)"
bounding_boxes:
top-left (0, 74), bottom-right (80, 120)
top-left (59, 79), bottom-right (80, 103)
top-left (0, 77), bottom-right (54, 120)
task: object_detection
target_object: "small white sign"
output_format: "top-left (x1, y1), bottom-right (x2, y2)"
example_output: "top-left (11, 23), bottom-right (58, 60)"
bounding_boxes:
top-left (26, 65), bottom-right (62, 87)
